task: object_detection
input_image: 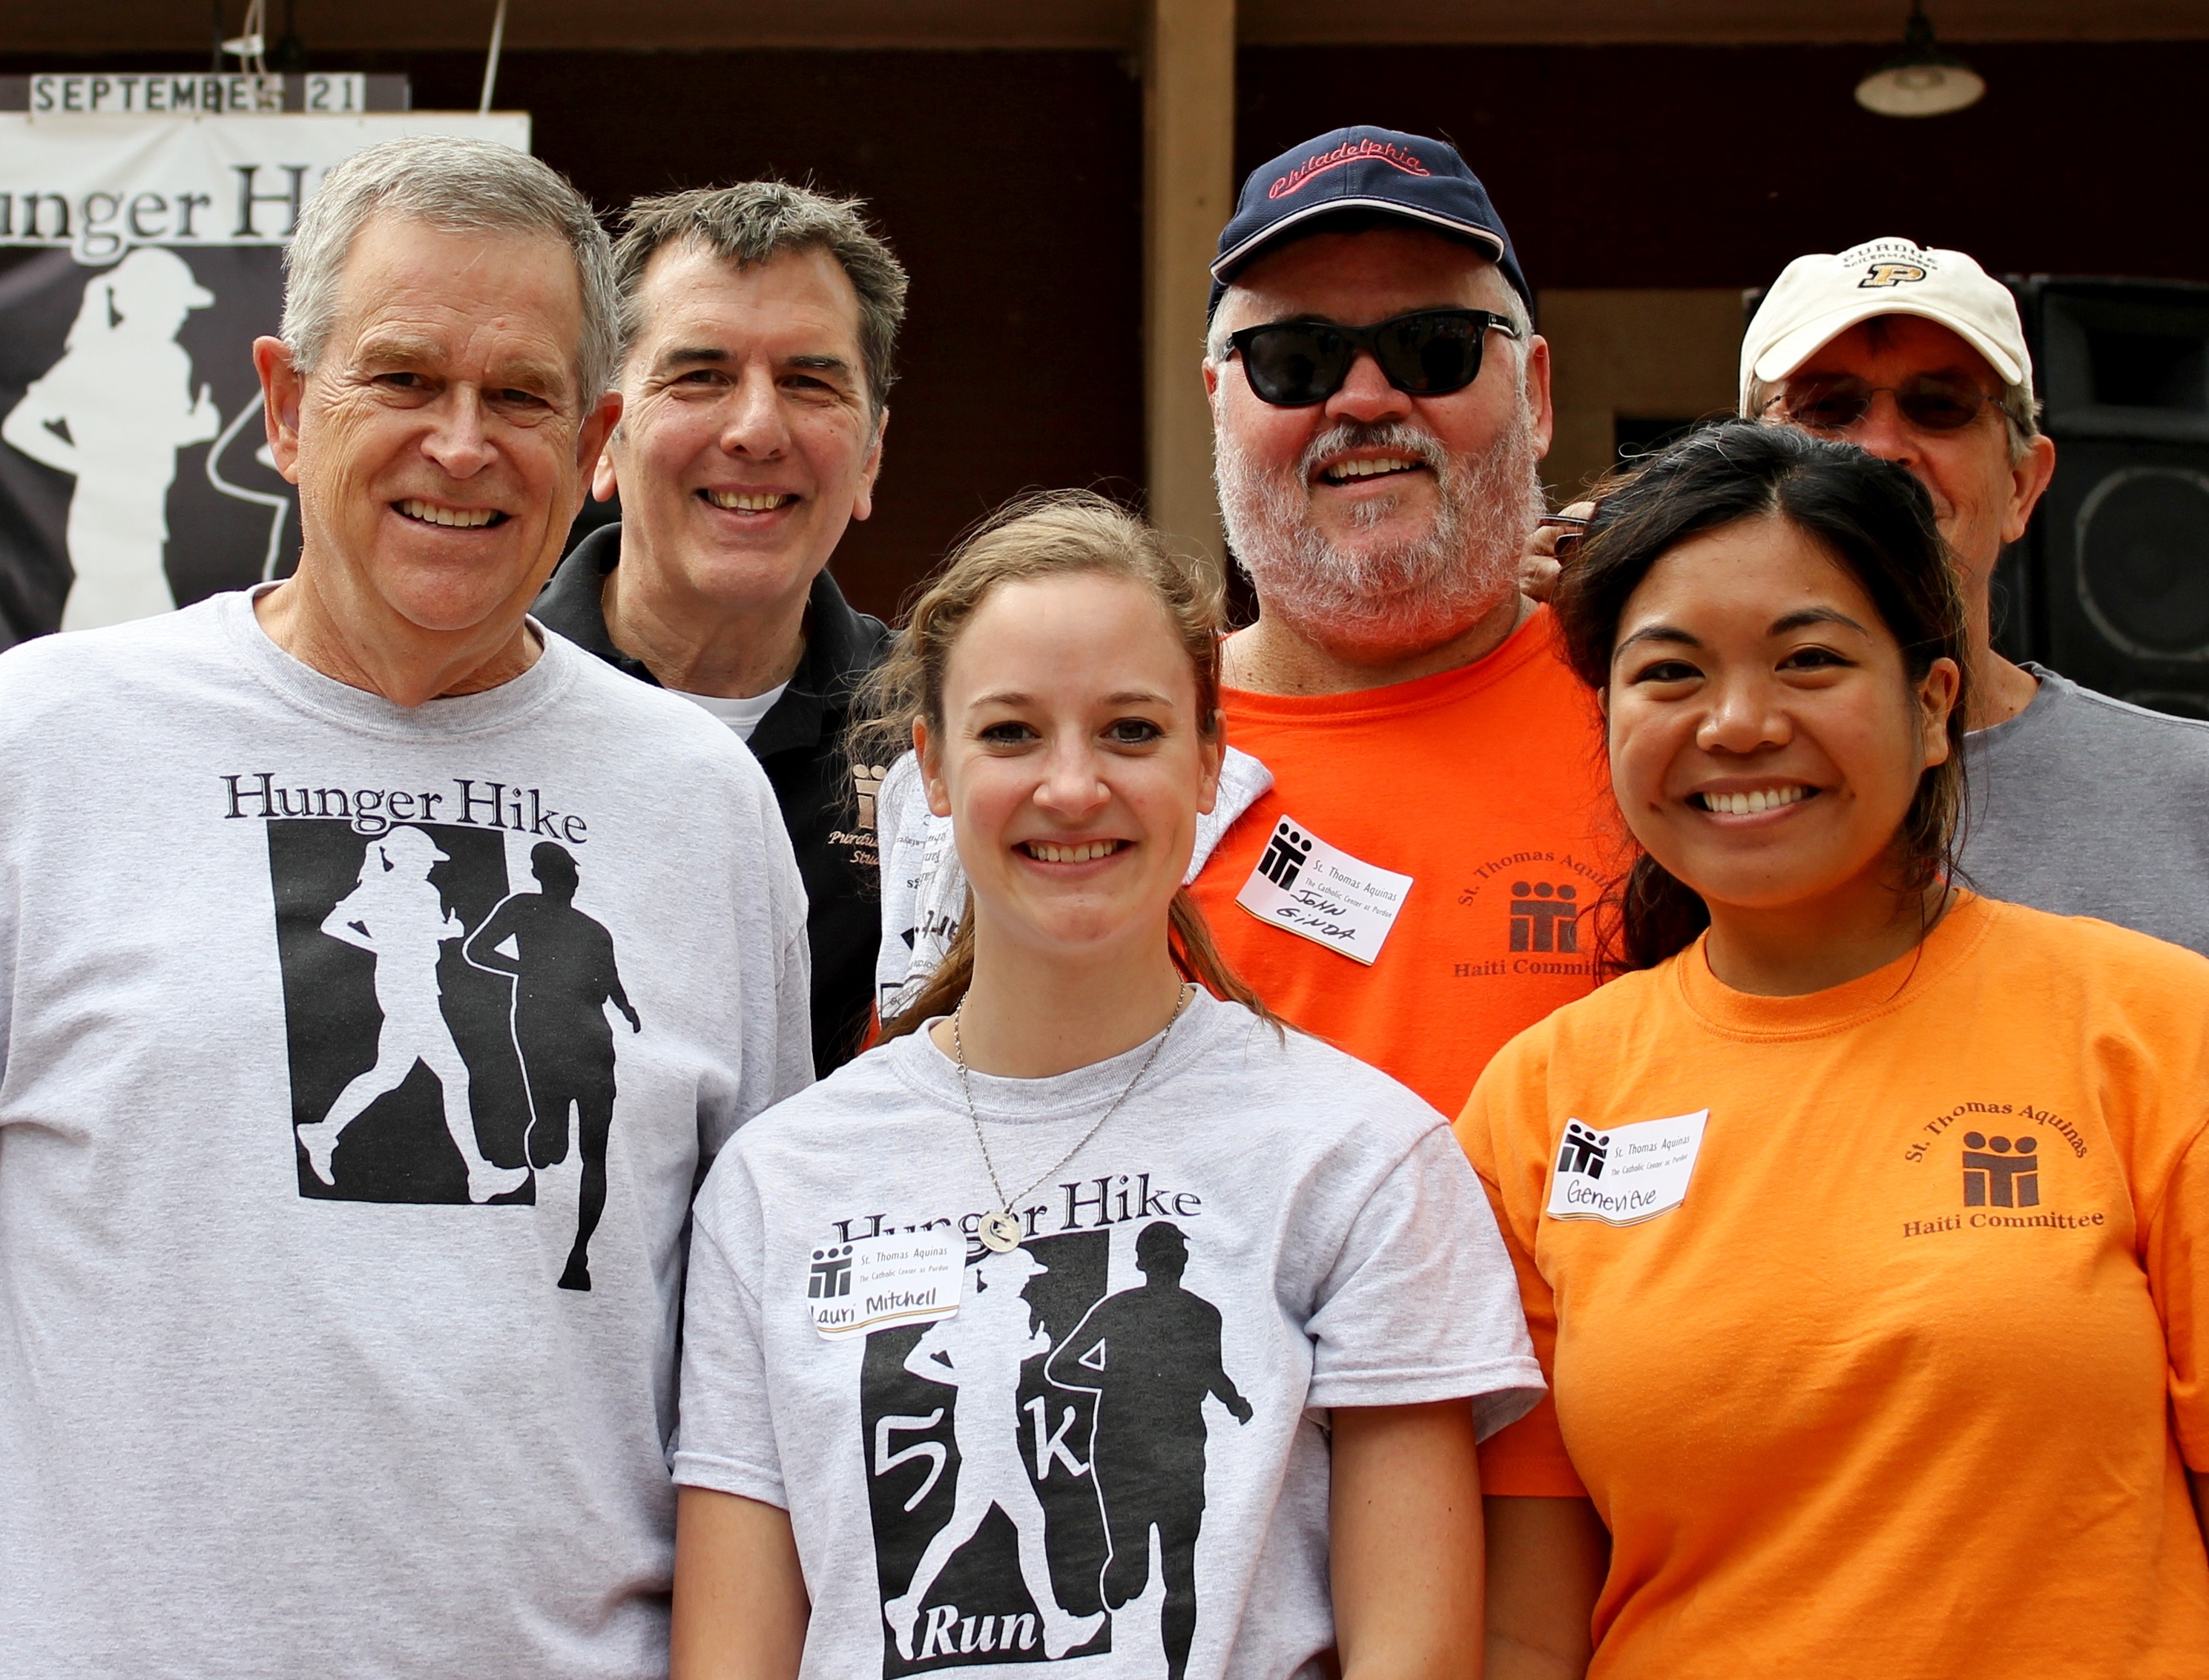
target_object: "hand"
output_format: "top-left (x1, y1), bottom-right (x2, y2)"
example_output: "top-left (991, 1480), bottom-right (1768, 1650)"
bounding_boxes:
top-left (1230, 1394), bottom-right (1254, 1426)
top-left (1519, 500), bottom-right (1596, 605)
top-left (622, 1005), bottom-right (642, 1033)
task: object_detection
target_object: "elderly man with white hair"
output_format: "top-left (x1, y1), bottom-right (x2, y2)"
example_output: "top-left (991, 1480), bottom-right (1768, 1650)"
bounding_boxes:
top-left (0, 136), bottom-right (811, 1676)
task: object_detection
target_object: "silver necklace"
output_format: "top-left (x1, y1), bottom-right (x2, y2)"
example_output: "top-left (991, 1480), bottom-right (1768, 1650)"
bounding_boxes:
top-left (954, 984), bottom-right (1194, 1253)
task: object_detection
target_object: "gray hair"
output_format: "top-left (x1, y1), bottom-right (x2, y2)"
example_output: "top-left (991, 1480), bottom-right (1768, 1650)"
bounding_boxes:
top-left (1744, 370), bottom-right (2041, 466)
top-left (613, 182), bottom-right (909, 424)
top-left (280, 136), bottom-right (621, 406)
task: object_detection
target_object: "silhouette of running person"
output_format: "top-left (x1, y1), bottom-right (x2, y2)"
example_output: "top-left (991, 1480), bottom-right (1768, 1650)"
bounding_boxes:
top-left (884, 1245), bottom-right (1106, 1664)
top-left (1047, 1222), bottom-right (1251, 1680)
top-left (463, 842), bottom-right (639, 1291)
top-left (1, 248), bottom-right (221, 630)
top-left (296, 826), bottom-right (528, 1205)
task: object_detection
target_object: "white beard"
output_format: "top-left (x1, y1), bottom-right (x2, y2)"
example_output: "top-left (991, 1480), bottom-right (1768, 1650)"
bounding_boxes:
top-left (1216, 406), bottom-right (1544, 651)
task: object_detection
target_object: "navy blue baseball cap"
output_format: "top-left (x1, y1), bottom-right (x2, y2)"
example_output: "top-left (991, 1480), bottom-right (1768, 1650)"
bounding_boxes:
top-left (1208, 126), bottom-right (1530, 318)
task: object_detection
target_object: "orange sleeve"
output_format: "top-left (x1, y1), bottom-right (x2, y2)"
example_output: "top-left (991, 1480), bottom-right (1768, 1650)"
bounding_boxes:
top-left (2147, 1119), bottom-right (2209, 1472)
top-left (1455, 1043), bottom-right (1589, 1501)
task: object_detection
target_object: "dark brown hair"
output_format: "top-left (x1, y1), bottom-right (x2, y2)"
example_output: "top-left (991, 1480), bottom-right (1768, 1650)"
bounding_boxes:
top-left (849, 490), bottom-right (1282, 1038)
top-left (1554, 421), bottom-right (1971, 972)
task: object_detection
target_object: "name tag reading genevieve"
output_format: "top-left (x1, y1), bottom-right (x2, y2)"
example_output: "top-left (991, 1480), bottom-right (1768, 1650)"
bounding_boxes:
top-left (809, 1230), bottom-right (964, 1340)
top-left (1235, 814), bottom-right (1412, 966)
top-left (1546, 1110), bottom-right (1709, 1227)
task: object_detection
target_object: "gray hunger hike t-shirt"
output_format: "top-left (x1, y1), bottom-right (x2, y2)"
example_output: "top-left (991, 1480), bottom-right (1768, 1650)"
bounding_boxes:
top-left (1961, 665), bottom-right (2209, 956)
top-left (676, 989), bottom-right (1543, 1680)
top-left (0, 592), bottom-right (814, 1679)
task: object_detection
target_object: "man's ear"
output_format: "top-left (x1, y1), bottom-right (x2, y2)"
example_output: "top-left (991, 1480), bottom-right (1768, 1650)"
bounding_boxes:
top-left (1521, 332), bottom-right (1555, 461)
top-left (2002, 433), bottom-right (2058, 547)
top-left (252, 336), bottom-right (304, 484)
top-left (852, 407), bottom-right (889, 524)
top-left (578, 391), bottom-right (622, 481)
top-left (915, 717), bottom-right (952, 819)
top-left (592, 444), bottom-right (620, 503)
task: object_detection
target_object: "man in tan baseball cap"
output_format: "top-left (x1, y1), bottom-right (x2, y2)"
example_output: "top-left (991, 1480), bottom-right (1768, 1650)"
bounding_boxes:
top-left (1742, 237), bottom-right (2209, 955)
top-left (1742, 237), bottom-right (2052, 728)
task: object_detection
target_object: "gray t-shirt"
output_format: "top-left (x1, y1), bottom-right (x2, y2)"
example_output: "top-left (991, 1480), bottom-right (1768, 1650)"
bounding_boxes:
top-left (676, 989), bottom-right (1542, 1680)
top-left (1962, 665), bottom-right (2209, 955)
top-left (0, 592), bottom-right (814, 1679)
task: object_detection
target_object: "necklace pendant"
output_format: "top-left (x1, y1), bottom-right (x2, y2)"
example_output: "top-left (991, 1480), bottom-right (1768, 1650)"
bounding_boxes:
top-left (978, 1209), bottom-right (1024, 1253)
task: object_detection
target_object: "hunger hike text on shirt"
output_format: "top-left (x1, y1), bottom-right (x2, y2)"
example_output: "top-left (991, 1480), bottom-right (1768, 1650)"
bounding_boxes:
top-left (221, 773), bottom-right (590, 845)
top-left (825, 1170), bottom-right (1208, 1255)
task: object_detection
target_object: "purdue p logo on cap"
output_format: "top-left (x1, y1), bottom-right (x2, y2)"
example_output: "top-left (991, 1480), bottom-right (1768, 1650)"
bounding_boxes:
top-left (1739, 236), bottom-right (2032, 412)
top-left (1859, 262), bottom-right (1929, 289)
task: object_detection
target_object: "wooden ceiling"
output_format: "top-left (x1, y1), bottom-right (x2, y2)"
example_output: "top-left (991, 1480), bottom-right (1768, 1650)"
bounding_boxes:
top-left (7, 0), bottom-right (2205, 54)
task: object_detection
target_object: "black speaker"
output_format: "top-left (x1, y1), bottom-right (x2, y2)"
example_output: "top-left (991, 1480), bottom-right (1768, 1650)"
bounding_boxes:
top-left (2013, 278), bottom-right (2209, 719)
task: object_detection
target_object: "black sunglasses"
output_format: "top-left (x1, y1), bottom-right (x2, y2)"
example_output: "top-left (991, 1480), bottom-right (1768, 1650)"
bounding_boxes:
top-left (1225, 308), bottom-right (1521, 407)
top-left (1771, 374), bottom-right (2000, 435)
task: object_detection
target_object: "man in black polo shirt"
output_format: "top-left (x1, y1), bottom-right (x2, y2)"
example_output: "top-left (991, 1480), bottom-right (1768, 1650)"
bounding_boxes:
top-left (537, 182), bottom-right (906, 1070)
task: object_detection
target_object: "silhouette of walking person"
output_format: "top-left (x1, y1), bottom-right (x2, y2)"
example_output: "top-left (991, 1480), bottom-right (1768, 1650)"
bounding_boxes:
top-left (883, 1245), bottom-right (1106, 1664)
top-left (296, 826), bottom-right (529, 1205)
top-left (1, 248), bottom-right (221, 631)
top-left (464, 842), bottom-right (639, 1291)
top-left (1047, 1222), bottom-right (1251, 1680)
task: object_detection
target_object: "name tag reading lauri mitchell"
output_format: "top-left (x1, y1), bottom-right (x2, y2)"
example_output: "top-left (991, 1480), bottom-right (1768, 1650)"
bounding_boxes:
top-left (1235, 814), bottom-right (1412, 966)
top-left (1546, 1110), bottom-right (1709, 1227)
top-left (809, 1231), bottom-right (964, 1340)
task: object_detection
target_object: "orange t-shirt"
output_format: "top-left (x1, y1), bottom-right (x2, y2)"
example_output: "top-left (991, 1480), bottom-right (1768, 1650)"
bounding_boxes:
top-left (1191, 607), bottom-right (1616, 1116)
top-left (1457, 893), bottom-right (2209, 1679)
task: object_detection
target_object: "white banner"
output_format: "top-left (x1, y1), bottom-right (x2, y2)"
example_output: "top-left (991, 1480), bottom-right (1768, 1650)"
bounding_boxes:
top-left (0, 113), bottom-right (530, 262)
top-left (0, 114), bottom-right (531, 644)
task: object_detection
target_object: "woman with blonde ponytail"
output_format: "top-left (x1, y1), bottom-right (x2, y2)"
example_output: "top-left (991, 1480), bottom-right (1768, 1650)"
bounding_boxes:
top-left (669, 492), bottom-right (1543, 1680)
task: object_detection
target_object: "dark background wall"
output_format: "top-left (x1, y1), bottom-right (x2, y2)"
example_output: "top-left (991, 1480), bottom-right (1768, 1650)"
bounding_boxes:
top-left (5, 41), bottom-right (2200, 616)
top-left (1239, 43), bottom-right (2209, 294)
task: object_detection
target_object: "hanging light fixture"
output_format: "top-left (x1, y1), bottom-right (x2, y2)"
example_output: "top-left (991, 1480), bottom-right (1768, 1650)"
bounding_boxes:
top-left (1856, 2), bottom-right (1986, 118)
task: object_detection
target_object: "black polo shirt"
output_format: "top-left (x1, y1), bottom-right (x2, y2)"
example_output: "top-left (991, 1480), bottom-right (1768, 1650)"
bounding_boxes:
top-left (535, 524), bottom-right (892, 1073)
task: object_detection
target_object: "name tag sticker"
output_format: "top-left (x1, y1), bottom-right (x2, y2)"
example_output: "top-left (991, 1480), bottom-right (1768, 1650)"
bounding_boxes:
top-left (809, 1231), bottom-right (964, 1340)
top-left (1234, 814), bottom-right (1413, 966)
top-left (1546, 1110), bottom-right (1709, 1227)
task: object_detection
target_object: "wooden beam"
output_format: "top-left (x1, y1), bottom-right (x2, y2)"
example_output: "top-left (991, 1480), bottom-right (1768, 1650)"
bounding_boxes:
top-left (1142, 0), bottom-right (1235, 566)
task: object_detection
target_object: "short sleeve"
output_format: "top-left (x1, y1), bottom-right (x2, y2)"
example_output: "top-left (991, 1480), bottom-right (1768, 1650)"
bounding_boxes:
top-left (2147, 1120), bottom-right (2209, 1472)
top-left (705, 808), bottom-right (815, 1162)
top-left (1455, 1049), bottom-right (1590, 1499)
top-left (674, 1193), bottom-right (787, 1508)
top-left (1303, 1124), bottom-right (1544, 1439)
top-left (873, 752), bottom-right (926, 1012)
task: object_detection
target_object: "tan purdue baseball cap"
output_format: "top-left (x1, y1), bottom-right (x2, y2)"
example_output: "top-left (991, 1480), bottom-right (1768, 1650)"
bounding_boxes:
top-left (1739, 237), bottom-right (2032, 414)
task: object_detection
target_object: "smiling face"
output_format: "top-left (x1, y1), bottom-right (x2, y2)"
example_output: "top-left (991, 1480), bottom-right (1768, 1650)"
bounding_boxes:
top-left (1604, 513), bottom-right (1958, 920)
top-left (599, 240), bottom-right (883, 618)
top-left (1207, 225), bottom-right (1551, 657)
top-left (269, 216), bottom-right (611, 637)
top-left (918, 573), bottom-right (1222, 968)
top-left (1773, 316), bottom-right (2055, 602)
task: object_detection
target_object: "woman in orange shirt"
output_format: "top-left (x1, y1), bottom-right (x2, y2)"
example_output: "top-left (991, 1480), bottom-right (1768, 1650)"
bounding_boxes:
top-left (1462, 421), bottom-right (2209, 1679)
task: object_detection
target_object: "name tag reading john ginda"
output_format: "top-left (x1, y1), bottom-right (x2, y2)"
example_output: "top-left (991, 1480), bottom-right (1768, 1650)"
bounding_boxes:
top-left (809, 1230), bottom-right (965, 1340)
top-left (1235, 815), bottom-right (1413, 966)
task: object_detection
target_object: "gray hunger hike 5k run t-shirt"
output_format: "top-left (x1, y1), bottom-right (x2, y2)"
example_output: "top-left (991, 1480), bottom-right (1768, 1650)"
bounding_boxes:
top-left (1962, 665), bottom-right (2209, 956)
top-left (676, 989), bottom-right (1544, 1680)
top-left (0, 592), bottom-right (814, 1679)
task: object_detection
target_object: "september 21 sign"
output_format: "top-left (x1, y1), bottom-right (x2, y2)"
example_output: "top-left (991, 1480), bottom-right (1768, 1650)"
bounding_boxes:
top-left (0, 111), bottom-right (530, 648)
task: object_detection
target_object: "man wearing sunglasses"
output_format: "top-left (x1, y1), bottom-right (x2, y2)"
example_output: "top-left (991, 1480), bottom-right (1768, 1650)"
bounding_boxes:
top-left (1742, 238), bottom-right (2209, 955)
top-left (1179, 126), bottom-right (1616, 1127)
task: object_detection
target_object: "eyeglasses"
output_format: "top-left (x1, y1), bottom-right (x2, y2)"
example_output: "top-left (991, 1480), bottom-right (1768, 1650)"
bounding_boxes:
top-left (1225, 309), bottom-right (1521, 408)
top-left (1770, 374), bottom-right (2001, 435)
